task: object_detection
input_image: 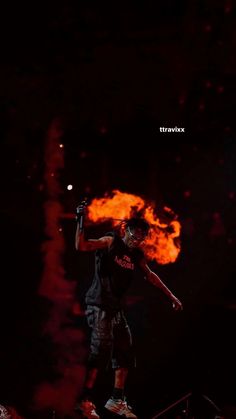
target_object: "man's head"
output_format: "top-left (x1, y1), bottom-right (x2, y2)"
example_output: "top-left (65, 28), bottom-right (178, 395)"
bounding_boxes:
top-left (123, 217), bottom-right (150, 248)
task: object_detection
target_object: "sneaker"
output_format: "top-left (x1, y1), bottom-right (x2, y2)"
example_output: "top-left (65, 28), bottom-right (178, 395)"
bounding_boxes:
top-left (75, 399), bottom-right (100, 419)
top-left (104, 397), bottom-right (137, 418)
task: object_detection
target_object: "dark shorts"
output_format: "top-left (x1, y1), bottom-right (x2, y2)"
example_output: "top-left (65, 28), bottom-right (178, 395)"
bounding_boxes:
top-left (85, 305), bottom-right (136, 369)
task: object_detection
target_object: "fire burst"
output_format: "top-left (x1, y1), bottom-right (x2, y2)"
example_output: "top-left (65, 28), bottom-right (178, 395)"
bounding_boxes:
top-left (87, 190), bottom-right (181, 264)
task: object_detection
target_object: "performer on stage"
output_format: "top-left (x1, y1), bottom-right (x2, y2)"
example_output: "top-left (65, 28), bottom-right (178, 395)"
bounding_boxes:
top-left (74, 202), bottom-right (183, 419)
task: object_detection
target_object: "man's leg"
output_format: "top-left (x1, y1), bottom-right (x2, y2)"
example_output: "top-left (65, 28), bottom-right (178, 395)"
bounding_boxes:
top-left (105, 312), bottom-right (137, 418)
top-left (76, 368), bottom-right (100, 419)
top-left (81, 367), bottom-right (99, 401)
top-left (112, 367), bottom-right (128, 400)
top-left (114, 367), bottom-right (128, 389)
top-left (76, 306), bottom-right (113, 418)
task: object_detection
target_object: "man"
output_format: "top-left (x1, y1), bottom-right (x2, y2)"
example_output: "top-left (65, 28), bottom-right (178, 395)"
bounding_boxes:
top-left (75, 204), bottom-right (183, 419)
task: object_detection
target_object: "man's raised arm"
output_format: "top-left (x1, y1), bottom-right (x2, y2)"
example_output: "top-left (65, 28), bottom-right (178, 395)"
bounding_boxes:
top-left (75, 225), bottom-right (113, 251)
top-left (75, 202), bottom-right (113, 251)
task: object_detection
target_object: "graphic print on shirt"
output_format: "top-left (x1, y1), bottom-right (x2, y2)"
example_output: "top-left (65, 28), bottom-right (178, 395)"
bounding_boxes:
top-left (114, 254), bottom-right (134, 270)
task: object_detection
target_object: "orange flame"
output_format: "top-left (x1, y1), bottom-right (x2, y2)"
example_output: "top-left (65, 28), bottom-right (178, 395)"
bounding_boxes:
top-left (87, 190), bottom-right (181, 264)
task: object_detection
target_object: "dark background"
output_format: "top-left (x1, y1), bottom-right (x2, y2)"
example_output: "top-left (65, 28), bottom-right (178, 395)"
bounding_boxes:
top-left (0, 1), bottom-right (236, 418)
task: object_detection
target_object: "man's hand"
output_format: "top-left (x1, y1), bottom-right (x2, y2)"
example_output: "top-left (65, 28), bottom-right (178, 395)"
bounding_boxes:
top-left (171, 296), bottom-right (183, 311)
top-left (76, 200), bottom-right (88, 234)
top-left (76, 201), bottom-right (87, 222)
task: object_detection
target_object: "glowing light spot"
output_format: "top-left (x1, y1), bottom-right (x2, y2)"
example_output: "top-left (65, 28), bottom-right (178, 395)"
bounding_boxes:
top-left (80, 151), bottom-right (88, 159)
top-left (100, 126), bottom-right (108, 135)
top-left (178, 94), bottom-right (185, 105)
top-left (205, 81), bottom-right (212, 88)
top-left (204, 24), bottom-right (212, 32)
top-left (67, 184), bottom-right (73, 190)
top-left (225, 5), bottom-right (232, 13)
top-left (184, 190), bottom-right (191, 198)
top-left (59, 143), bottom-right (64, 148)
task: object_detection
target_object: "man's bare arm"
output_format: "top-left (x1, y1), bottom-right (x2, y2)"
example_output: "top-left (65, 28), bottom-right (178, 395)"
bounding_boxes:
top-left (139, 258), bottom-right (183, 311)
top-left (75, 223), bottom-right (113, 251)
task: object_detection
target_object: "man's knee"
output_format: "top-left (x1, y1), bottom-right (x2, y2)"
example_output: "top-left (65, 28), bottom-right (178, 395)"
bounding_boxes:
top-left (112, 346), bottom-right (136, 369)
top-left (88, 339), bottom-right (113, 368)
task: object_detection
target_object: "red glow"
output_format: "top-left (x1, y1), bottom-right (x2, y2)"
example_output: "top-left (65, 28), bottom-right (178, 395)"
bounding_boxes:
top-left (80, 151), bottom-right (88, 159)
top-left (175, 156), bottom-right (182, 163)
top-left (6, 407), bottom-right (25, 418)
top-left (87, 190), bottom-right (181, 264)
top-left (225, 5), bottom-right (232, 13)
top-left (205, 81), bottom-right (212, 88)
top-left (184, 190), bottom-right (191, 198)
top-left (100, 126), bottom-right (108, 134)
top-left (36, 120), bottom-right (86, 415)
top-left (204, 24), bottom-right (212, 32)
top-left (33, 368), bottom-right (86, 414)
top-left (199, 102), bottom-right (205, 111)
top-left (178, 94), bottom-right (185, 105)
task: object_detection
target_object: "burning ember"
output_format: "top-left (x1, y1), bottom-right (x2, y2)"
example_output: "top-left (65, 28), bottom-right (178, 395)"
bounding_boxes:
top-left (87, 190), bottom-right (181, 264)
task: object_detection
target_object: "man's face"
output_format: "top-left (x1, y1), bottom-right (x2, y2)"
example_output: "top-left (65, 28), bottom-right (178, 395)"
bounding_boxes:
top-left (125, 226), bottom-right (147, 248)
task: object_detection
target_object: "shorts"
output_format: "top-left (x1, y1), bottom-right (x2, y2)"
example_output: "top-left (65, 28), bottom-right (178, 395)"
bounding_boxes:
top-left (85, 305), bottom-right (136, 370)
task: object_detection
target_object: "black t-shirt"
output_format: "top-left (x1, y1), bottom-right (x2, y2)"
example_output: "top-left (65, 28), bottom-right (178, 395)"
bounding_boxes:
top-left (85, 231), bottom-right (144, 312)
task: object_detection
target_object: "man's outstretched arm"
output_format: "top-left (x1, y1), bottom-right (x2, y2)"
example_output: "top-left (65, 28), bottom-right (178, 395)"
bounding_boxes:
top-left (139, 258), bottom-right (183, 311)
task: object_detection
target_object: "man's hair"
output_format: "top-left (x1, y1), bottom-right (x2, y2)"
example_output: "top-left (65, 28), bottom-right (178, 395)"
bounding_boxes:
top-left (125, 217), bottom-right (150, 235)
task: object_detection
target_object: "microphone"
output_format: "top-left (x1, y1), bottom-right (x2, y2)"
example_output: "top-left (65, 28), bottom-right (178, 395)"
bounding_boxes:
top-left (76, 200), bottom-right (87, 232)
